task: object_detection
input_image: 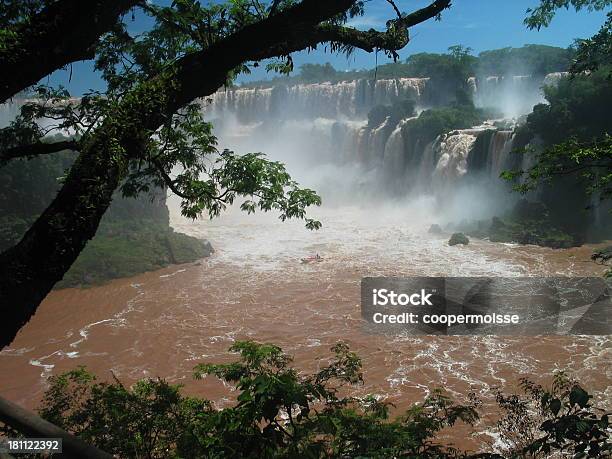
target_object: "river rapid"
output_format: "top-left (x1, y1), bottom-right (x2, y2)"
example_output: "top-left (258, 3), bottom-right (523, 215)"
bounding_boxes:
top-left (1, 199), bottom-right (610, 452)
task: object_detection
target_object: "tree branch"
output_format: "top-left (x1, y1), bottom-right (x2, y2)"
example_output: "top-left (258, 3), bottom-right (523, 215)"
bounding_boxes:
top-left (0, 0), bottom-right (141, 103)
top-left (150, 159), bottom-right (193, 200)
top-left (150, 158), bottom-right (236, 203)
top-left (386, 0), bottom-right (402, 20)
top-left (1, 140), bottom-right (79, 164)
top-left (162, 0), bottom-right (452, 115)
top-left (269, 0), bottom-right (283, 15)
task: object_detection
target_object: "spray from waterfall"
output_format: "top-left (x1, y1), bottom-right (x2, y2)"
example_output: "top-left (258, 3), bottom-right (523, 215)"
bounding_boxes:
top-left (196, 72), bottom-right (575, 224)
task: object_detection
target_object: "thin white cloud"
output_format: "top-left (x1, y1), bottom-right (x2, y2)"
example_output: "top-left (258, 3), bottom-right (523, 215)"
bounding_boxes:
top-left (345, 16), bottom-right (386, 29)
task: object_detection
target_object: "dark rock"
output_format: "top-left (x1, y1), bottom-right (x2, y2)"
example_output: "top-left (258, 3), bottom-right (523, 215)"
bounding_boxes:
top-left (449, 232), bottom-right (470, 246)
top-left (428, 224), bottom-right (443, 234)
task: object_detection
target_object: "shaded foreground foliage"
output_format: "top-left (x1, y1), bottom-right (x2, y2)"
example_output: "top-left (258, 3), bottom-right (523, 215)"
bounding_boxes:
top-left (3, 342), bottom-right (608, 458)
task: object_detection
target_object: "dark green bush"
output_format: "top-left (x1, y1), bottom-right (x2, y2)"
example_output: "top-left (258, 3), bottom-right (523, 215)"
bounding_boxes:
top-left (402, 105), bottom-right (486, 145)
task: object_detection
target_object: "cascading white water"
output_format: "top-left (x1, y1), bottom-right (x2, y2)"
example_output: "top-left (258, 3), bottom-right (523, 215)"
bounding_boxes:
top-left (543, 72), bottom-right (570, 86)
top-left (0, 101), bottom-right (22, 128)
top-left (204, 77), bottom-right (429, 121)
top-left (488, 130), bottom-right (515, 178)
top-left (197, 71), bottom-right (584, 220)
top-left (382, 117), bottom-right (414, 178)
top-left (433, 131), bottom-right (479, 184)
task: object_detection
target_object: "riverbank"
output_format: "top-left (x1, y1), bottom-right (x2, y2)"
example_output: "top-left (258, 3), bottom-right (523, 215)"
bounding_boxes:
top-left (56, 221), bottom-right (214, 289)
top-left (0, 150), bottom-right (214, 289)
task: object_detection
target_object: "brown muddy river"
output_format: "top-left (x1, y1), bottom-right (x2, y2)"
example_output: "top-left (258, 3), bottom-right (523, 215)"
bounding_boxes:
top-left (1, 203), bottom-right (610, 452)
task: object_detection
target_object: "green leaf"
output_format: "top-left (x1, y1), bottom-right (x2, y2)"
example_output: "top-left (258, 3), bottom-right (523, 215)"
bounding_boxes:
top-left (550, 398), bottom-right (562, 415)
top-left (569, 386), bottom-right (590, 408)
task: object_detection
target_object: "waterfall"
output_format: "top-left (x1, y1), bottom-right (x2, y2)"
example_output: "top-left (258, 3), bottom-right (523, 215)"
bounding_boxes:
top-left (471, 72), bottom-right (569, 117)
top-left (204, 77), bottom-right (429, 122)
top-left (415, 140), bottom-right (438, 192)
top-left (488, 130), bottom-right (515, 178)
top-left (467, 77), bottom-right (478, 95)
top-left (0, 99), bottom-right (25, 128)
top-left (433, 131), bottom-right (479, 185)
top-left (202, 71), bottom-right (588, 220)
top-left (382, 117), bottom-right (416, 182)
top-left (331, 119), bottom-right (367, 163)
top-left (543, 72), bottom-right (570, 87)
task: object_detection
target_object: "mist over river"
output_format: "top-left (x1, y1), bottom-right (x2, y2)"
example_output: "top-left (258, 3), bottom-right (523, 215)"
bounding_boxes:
top-left (1, 73), bottom-right (610, 452)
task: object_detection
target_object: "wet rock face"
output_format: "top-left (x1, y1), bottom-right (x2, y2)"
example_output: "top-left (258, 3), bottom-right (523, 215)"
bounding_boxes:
top-left (449, 232), bottom-right (470, 246)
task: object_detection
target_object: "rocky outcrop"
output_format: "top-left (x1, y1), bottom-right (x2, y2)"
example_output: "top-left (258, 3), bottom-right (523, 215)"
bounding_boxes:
top-left (0, 150), bottom-right (214, 289)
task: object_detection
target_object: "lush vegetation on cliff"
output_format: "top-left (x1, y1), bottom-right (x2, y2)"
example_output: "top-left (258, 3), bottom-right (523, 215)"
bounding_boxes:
top-left (400, 104), bottom-right (487, 145)
top-left (477, 44), bottom-right (573, 76)
top-left (55, 222), bottom-right (213, 288)
top-left (0, 147), bottom-right (212, 288)
top-left (242, 44), bottom-right (574, 89)
top-left (502, 3), bottom-right (611, 222)
top-left (522, 67), bottom-right (612, 145)
top-left (454, 200), bottom-right (580, 249)
top-left (3, 341), bottom-right (608, 458)
top-left (502, 65), bottom-right (612, 241)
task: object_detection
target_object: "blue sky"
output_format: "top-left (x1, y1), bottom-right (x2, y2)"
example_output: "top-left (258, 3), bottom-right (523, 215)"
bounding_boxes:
top-left (48, 0), bottom-right (609, 94)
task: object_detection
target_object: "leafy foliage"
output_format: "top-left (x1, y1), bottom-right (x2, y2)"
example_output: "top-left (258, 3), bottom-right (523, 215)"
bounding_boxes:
top-left (478, 44), bottom-right (574, 76)
top-left (38, 367), bottom-right (210, 459)
top-left (401, 104), bottom-right (487, 145)
top-left (0, 0), bottom-right (341, 234)
top-left (494, 372), bottom-right (611, 458)
top-left (34, 342), bottom-right (481, 458)
top-left (502, 68), bottom-right (612, 202)
top-left (367, 99), bottom-right (416, 128)
top-left (526, 68), bottom-right (612, 144)
top-left (297, 62), bottom-right (339, 82)
top-left (241, 44), bottom-right (573, 90)
top-left (403, 45), bottom-right (477, 81)
top-left (571, 11), bottom-right (612, 76)
top-left (501, 135), bottom-right (612, 201)
top-left (524, 0), bottom-right (611, 30)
